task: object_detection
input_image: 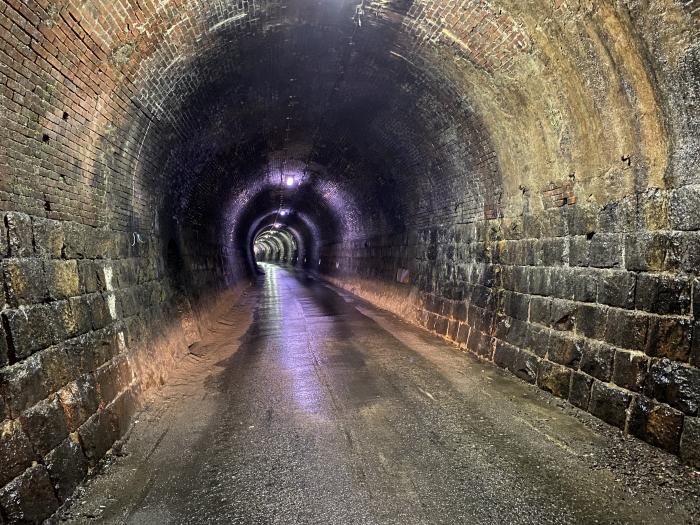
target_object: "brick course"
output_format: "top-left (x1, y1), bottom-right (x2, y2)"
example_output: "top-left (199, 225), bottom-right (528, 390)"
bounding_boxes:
top-left (323, 193), bottom-right (700, 468)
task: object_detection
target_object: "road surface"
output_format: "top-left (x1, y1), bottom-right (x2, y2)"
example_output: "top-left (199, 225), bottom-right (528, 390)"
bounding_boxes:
top-left (60, 264), bottom-right (699, 524)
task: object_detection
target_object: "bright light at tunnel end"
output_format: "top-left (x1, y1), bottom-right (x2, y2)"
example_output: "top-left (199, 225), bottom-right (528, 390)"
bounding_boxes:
top-left (285, 176), bottom-right (295, 187)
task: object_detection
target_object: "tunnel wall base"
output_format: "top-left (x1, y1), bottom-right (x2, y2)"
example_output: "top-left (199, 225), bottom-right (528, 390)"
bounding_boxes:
top-left (322, 192), bottom-right (700, 467)
top-left (0, 211), bottom-right (237, 523)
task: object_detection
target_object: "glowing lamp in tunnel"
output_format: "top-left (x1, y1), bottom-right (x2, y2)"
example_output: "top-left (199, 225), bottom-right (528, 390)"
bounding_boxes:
top-left (273, 223), bottom-right (281, 228)
top-left (285, 176), bottom-right (295, 187)
top-left (280, 209), bottom-right (289, 216)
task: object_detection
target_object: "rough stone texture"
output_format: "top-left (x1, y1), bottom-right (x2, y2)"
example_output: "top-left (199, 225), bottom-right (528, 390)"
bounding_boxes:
top-left (57, 379), bottom-right (99, 433)
top-left (5, 214), bottom-right (33, 259)
top-left (680, 417), bottom-right (700, 467)
top-left (44, 438), bottom-right (89, 502)
top-left (2, 258), bottom-right (47, 307)
top-left (0, 324), bottom-right (8, 369)
top-left (0, 421), bottom-right (35, 488)
top-left (645, 359), bottom-right (700, 416)
top-left (0, 0), bottom-right (697, 514)
top-left (0, 212), bottom-right (221, 516)
top-left (19, 396), bottom-right (68, 457)
top-left (629, 396), bottom-right (684, 454)
top-left (588, 382), bottom-right (632, 431)
top-left (580, 340), bottom-right (615, 382)
top-left (612, 351), bottom-right (649, 393)
top-left (45, 260), bottom-right (80, 300)
top-left (0, 465), bottom-right (59, 524)
top-left (569, 372), bottom-right (593, 411)
top-left (536, 360), bottom-right (570, 399)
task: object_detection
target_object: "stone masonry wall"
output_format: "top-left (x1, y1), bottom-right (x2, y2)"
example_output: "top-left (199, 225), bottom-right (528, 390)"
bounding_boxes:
top-left (0, 211), bottom-right (225, 523)
top-left (322, 187), bottom-right (700, 467)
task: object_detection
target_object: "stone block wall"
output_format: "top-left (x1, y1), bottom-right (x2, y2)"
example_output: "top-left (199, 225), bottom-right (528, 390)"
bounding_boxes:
top-left (322, 187), bottom-right (700, 467)
top-left (0, 211), bottom-right (223, 522)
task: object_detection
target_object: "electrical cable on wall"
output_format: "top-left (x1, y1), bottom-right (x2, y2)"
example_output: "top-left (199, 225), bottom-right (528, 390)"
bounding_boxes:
top-left (130, 117), bottom-right (154, 246)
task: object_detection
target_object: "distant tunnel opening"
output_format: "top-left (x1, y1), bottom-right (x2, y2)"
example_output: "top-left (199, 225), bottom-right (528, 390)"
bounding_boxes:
top-left (253, 226), bottom-right (299, 266)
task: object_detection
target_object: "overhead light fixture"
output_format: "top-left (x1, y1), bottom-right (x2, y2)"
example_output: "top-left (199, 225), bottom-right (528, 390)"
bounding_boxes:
top-left (280, 209), bottom-right (288, 216)
top-left (285, 176), bottom-right (295, 187)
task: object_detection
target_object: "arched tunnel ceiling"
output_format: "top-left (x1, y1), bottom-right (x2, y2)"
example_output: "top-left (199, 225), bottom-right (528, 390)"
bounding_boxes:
top-left (140, 3), bottom-right (499, 245)
top-left (2, 0), bottom-right (698, 259)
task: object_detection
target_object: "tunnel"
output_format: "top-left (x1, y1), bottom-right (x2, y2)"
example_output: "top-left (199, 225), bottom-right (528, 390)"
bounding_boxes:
top-left (253, 225), bottom-right (299, 264)
top-left (0, 0), bottom-right (699, 522)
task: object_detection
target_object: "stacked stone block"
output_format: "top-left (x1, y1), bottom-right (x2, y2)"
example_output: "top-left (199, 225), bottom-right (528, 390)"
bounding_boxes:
top-left (0, 212), bottom-right (206, 522)
top-left (323, 187), bottom-right (700, 466)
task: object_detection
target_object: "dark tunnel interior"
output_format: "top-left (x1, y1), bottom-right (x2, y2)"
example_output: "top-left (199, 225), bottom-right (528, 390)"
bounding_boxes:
top-left (0, 0), bottom-right (699, 521)
top-left (152, 9), bottom-right (497, 290)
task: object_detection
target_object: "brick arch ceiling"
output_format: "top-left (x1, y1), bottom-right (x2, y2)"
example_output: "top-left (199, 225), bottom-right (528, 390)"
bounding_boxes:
top-left (135, 6), bottom-right (499, 250)
top-left (2, 0), bottom-right (695, 275)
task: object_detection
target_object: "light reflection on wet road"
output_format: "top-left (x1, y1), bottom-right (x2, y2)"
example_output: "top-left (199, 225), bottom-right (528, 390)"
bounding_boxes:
top-left (64, 263), bottom-right (697, 525)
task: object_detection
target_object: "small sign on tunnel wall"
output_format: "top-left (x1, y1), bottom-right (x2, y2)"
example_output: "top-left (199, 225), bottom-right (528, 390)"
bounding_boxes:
top-left (396, 267), bottom-right (410, 284)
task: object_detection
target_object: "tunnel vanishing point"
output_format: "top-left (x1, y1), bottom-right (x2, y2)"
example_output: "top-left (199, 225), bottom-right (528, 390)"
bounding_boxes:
top-left (0, 0), bottom-right (699, 523)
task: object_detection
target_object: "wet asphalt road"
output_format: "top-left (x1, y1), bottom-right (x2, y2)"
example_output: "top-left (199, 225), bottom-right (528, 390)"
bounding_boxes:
top-left (61, 264), bottom-right (698, 525)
